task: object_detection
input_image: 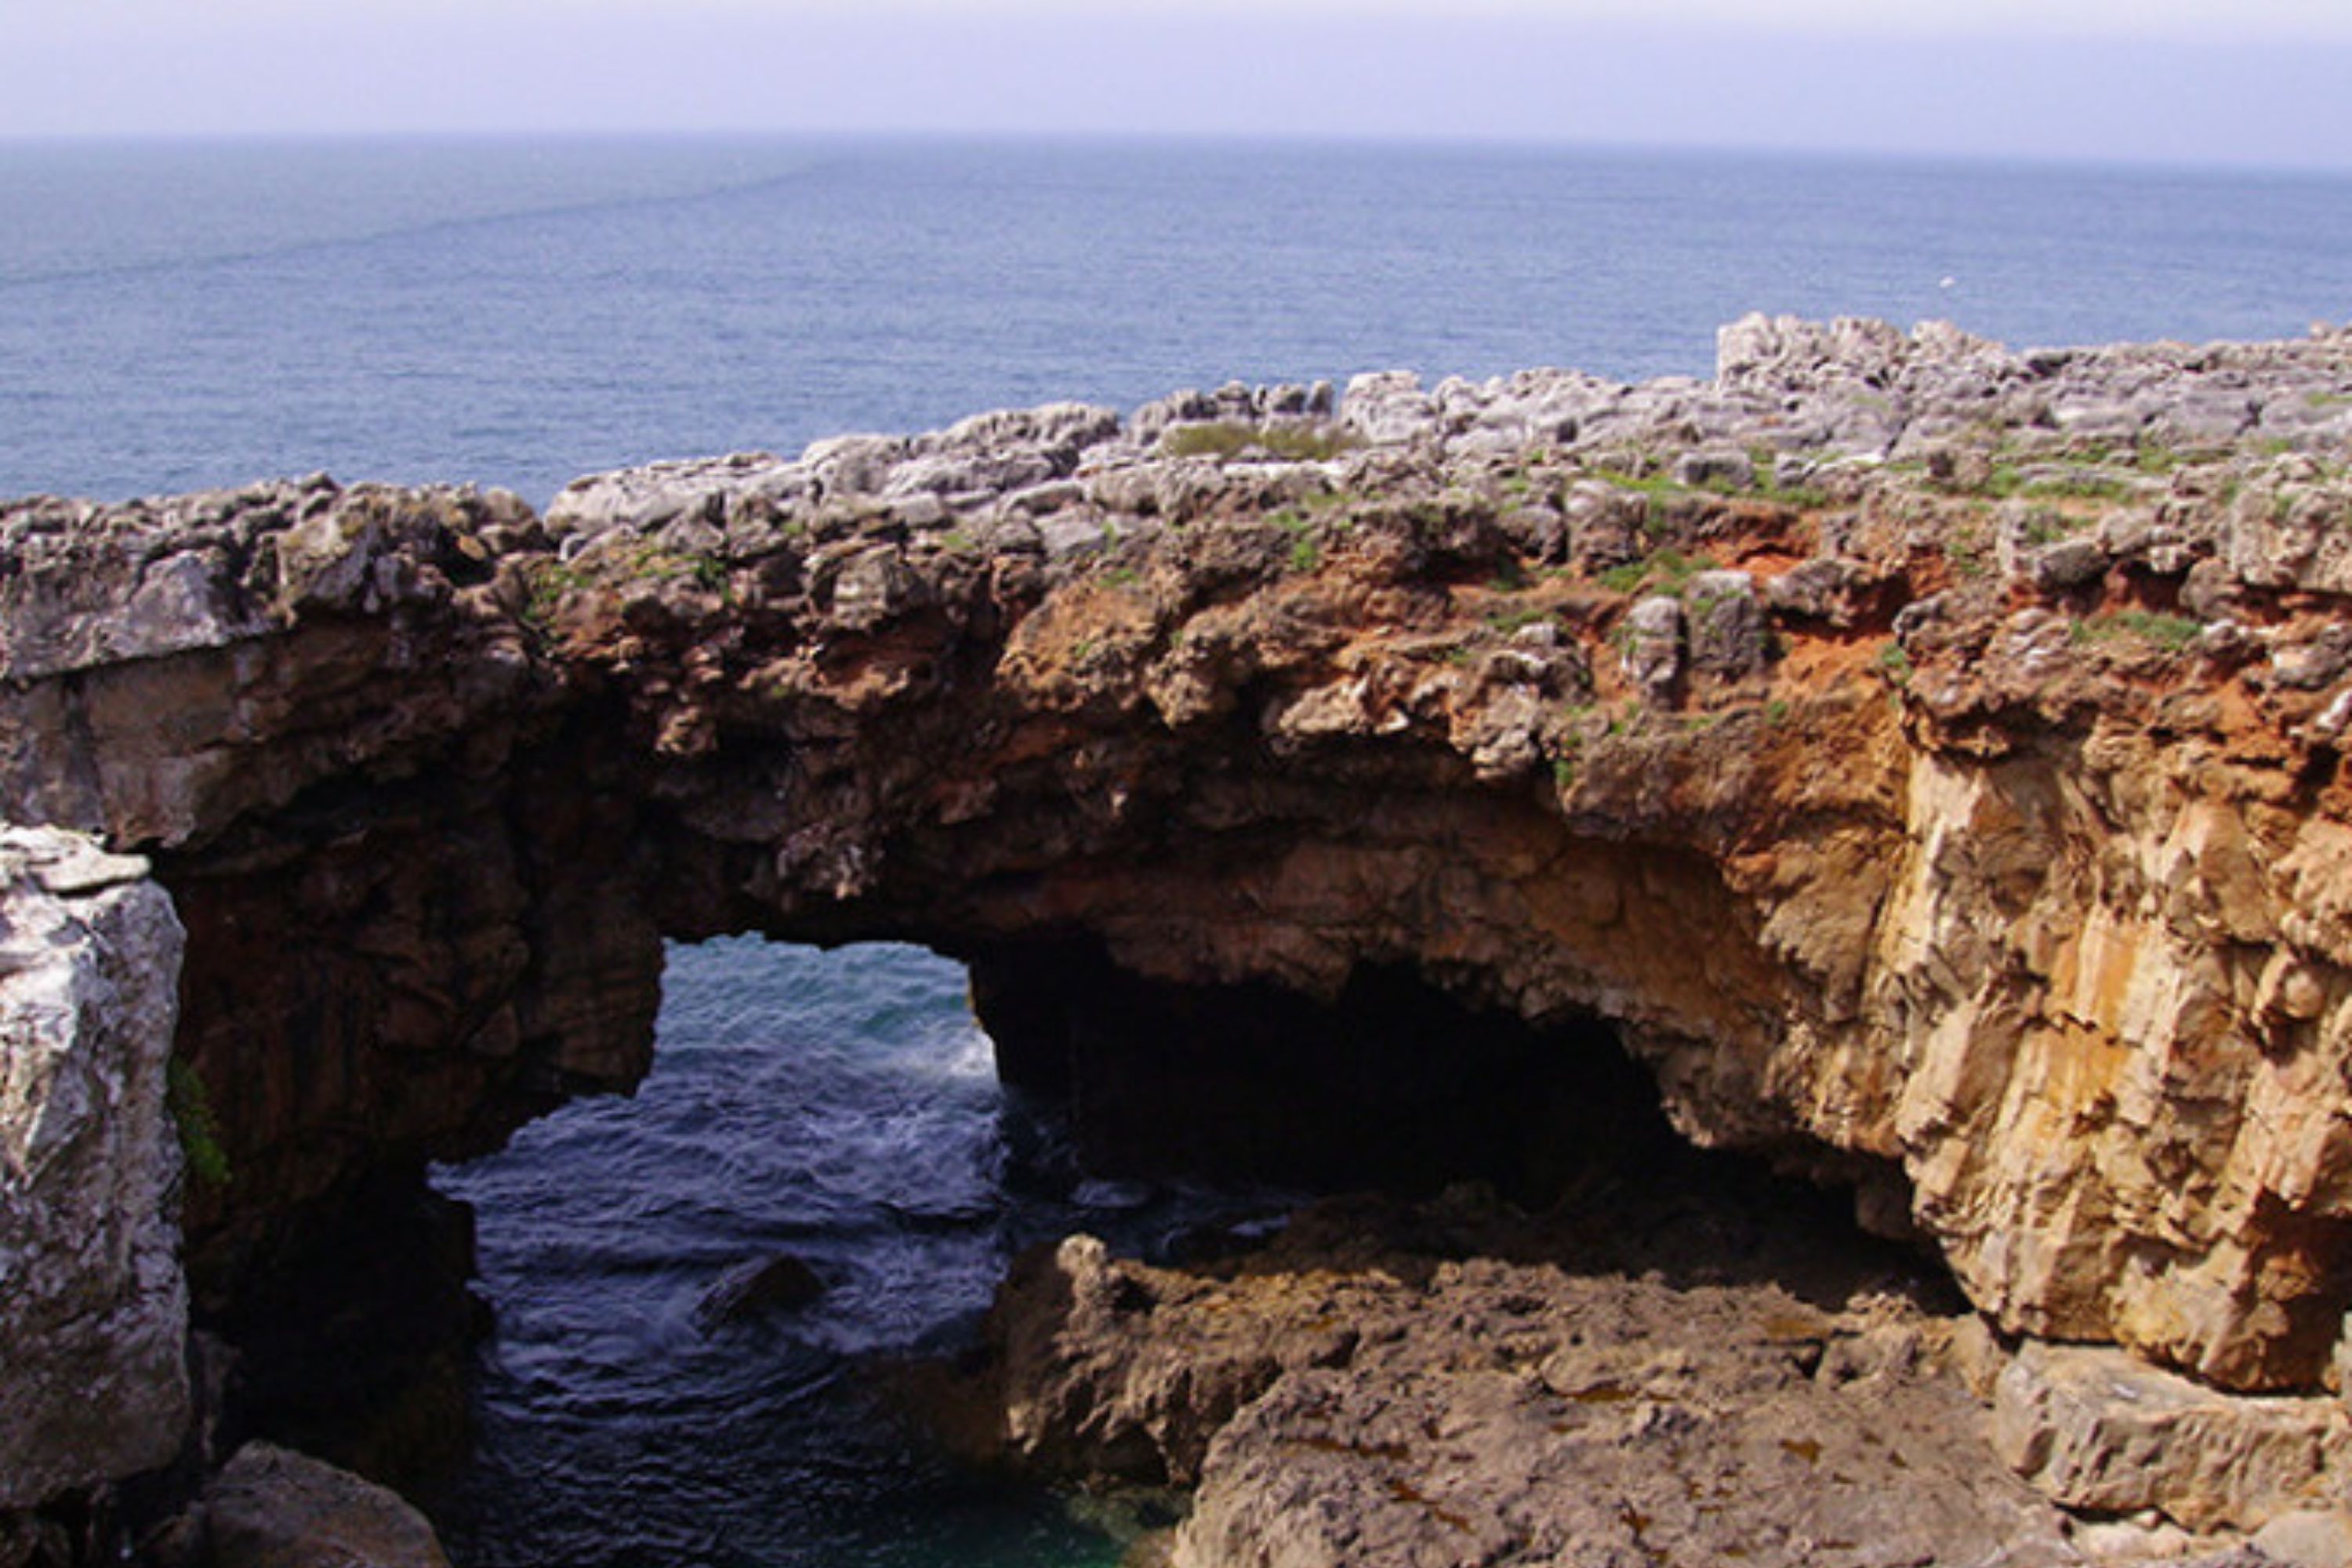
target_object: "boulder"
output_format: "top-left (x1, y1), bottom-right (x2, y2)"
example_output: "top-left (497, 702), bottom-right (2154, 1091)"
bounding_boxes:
top-left (1621, 595), bottom-right (1685, 699)
top-left (202, 1443), bottom-right (450, 1568)
top-left (1683, 569), bottom-right (1765, 676)
top-left (693, 1254), bottom-right (826, 1331)
top-left (1992, 1342), bottom-right (2350, 1530)
top-left (0, 827), bottom-right (189, 1512)
top-left (1762, 556), bottom-right (1861, 624)
top-left (2030, 536), bottom-right (2111, 593)
top-left (1672, 448), bottom-right (1755, 491)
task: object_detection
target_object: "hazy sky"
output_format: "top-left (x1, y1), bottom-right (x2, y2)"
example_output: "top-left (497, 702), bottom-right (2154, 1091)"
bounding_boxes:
top-left (9, 0), bottom-right (2352, 170)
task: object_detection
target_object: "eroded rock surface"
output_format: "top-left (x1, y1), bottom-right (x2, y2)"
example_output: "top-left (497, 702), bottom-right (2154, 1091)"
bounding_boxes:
top-left (9, 318), bottom-right (2352, 1536)
top-left (0, 827), bottom-right (188, 1512)
top-left (1995, 1342), bottom-right (2350, 1532)
top-left (939, 1178), bottom-right (2253, 1567)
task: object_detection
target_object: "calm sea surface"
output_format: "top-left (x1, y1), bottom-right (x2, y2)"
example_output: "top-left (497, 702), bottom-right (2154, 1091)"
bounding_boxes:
top-left (4, 137), bottom-right (2350, 506)
top-left (8, 138), bottom-right (2351, 1566)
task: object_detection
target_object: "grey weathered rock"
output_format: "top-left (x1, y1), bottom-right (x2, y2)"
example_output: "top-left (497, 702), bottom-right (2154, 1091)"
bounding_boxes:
top-left (1621, 594), bottom-right (1685, 698)
top-left (1461, 684), bottom-right (1547, 781)
top-left (1673, 448), bottom-right (1755, 491)
top-left (2181, 557), bottom-right (2244, 621)
top-left (0, 827), bottom-right (189, 1512)
top-left (546, 452), bottom-right (779, 538)
top-left (203, 1443), bottom-right (451, 1568)
top-left (1036, 510), bottom-right (1118, 561)
top-left (2031, 536), bottom-right (2111, 593)
top-left (1337, 371), bottom-right (1438, 446)
top-left (823, 545), bottom-right (929, 632)
top-left (2224, 468), bottom-right (2352, 595)
top-left (2271, 624), bottom-right (2352, 691)
top-left (1684, 569), bottom-right (1765, 675)
top-left (1762, 555), bottom-right (1861, 624)
top-left (1993, 1342), bottom-right (2350, 1530)
top-left (802, 434), bottom-right (909, 500)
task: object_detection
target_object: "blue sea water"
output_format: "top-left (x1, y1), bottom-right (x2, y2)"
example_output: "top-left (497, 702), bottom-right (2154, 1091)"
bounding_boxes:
top-left (430, 939), bottom-right (1235, 1568)
top-left (3, 136), bottom-right (2350, 508)
top-left (9, 136), bottom-right (2352, 1566)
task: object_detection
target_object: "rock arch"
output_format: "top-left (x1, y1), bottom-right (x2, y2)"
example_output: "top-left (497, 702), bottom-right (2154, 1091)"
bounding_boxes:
top-left (13, 319), bottom-right (2352, 1534)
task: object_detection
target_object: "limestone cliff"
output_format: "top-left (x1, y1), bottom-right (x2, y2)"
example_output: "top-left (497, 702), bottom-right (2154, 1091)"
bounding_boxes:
top-left (0, 829), bottom-right (188, 1513)
top-left (7, 314), bottom-right (2352, 1450)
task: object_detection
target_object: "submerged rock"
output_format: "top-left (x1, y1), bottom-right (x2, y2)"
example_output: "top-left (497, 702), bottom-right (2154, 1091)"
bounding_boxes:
top-left (693, 1254), bottom-right (826, 1331)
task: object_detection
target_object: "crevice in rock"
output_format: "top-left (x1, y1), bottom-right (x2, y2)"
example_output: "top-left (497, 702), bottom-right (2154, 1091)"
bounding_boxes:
top-left (188, 1167), bottom-right (487, 1503)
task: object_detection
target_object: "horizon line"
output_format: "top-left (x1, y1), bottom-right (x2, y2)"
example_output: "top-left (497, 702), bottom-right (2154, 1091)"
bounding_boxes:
top-left (5, 125), bottom-right (2349, 183)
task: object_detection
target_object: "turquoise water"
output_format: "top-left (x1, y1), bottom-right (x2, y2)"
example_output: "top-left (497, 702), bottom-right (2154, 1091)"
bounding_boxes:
top-left (12, 136), bottom-right (2352, 1566)
top-left (4, 138), bottom-right (2350, 507)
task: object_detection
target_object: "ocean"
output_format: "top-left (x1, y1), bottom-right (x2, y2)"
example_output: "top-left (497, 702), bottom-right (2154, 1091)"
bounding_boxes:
top-left (6, 136), bottom-right (2350, 1567)
top-left (5, 137), bottom-right (2350, 509)
top-left (428, 939), bottom-right (1247, 1568)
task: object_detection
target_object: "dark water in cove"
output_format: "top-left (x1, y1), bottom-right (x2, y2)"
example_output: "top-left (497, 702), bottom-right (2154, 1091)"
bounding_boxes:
top-left (8, 137), bottom-right (2351, 1565)
top-left (429, 939), bottom-right (1253, 1568)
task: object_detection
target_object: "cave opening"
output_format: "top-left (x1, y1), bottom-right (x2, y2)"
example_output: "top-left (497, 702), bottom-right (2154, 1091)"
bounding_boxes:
top-left (969, 938), bottom-right (1684, 1207)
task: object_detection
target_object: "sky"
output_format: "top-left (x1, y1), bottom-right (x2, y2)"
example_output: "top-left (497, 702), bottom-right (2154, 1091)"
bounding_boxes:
top-left (8, 0), bottom-right (2352, 172)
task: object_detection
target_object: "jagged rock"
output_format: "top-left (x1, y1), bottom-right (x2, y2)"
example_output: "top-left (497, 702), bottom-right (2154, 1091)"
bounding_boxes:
top-left (1337, 371), bottom-right (1437, 445)
top-left (2272, 624), bottom-right (2352, 691)
top-left (546, 452), bottom-right (776, 536)
top-left (950, 1187), bottom-right (2092, 1568)
top-left (822, 545), bottom-right (929, 631)
top-left (1762, 555), bottom-right (1861, 623)
top-left (201, 1443), bottom-right (450, 1568)
top-left (2031, 536), bottom-right (2111, 592)
top-left (1683, 569), bottom-right (1764, 676)
top-left (1673, 448), bottom-right (1755, 490)
top-left (1036, 510), bottom-right (1117, 560)
top-left (0, 827), bottom-right (188, 1512)
top-left (1993, 1342), bottom-right (2350, 1530)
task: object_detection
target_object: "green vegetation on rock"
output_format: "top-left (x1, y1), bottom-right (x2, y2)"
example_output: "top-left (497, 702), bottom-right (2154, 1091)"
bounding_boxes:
top-left (2072, 610), bottom-right (2203, 652)
top-left (167, 1057), bottom-right (231, 1189)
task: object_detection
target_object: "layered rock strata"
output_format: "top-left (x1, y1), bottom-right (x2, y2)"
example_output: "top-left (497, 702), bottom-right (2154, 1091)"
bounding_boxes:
top-left (8, 317), bottom-right (2352, 1532)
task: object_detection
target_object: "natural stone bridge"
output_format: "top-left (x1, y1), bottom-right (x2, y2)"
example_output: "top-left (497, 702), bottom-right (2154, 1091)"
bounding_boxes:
top-left (12, 316), bottom-right (2352, 1550)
